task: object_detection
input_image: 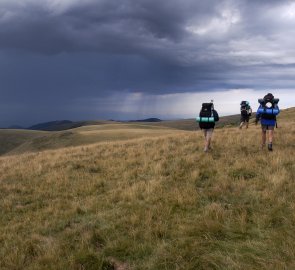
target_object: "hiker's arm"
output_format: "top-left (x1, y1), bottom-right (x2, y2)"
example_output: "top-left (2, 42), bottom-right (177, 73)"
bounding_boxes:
top-left (255, 106), bottom-right (261, 124)
top-left (214, 110), bottom-right (219, 122)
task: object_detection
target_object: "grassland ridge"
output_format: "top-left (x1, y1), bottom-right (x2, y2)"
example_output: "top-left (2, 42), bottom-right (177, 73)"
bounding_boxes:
top-left (0, 124), bottom-right (183, 157)
top-left (0, 108), bottom-right (294, 269)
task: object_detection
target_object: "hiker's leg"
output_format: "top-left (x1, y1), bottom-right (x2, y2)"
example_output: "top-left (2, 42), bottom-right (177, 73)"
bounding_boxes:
top-left (207, 137), bottom-right (211, 149)
top-left (203, 130), bottom-right (209, 151)
top-left (269, 129), bottom-right (274, 144)
top-left (239, 117), bottom-right (245, 129)
top-left (268, 129), bottom-right (274, 151)
top-left (262, 131), bottom-right (266, 145)
top-left (204, 129), bottom-right (213, 151)
top-left (207, 129), bottom-right (213, 149)
top-left (261, 126), bottom-right (267, 147)
top-left (205, 139), bottom-right (210, 150)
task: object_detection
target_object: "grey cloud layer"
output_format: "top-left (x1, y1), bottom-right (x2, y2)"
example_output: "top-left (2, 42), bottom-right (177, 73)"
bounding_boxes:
top-left (1, 0), bottom-right (294, 71)
top-left (0, 0), bottom-right (221, 61)
top-left (0, 0), bottom-right (294, 125)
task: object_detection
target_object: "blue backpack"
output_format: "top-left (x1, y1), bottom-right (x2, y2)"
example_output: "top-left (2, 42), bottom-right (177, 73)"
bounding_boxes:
top-left (257, 93), bottom-right (279, 119)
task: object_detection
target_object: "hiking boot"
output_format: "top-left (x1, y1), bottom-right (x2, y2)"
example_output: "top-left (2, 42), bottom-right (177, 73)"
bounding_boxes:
top-left (268, 143), bottom-right (273, 151)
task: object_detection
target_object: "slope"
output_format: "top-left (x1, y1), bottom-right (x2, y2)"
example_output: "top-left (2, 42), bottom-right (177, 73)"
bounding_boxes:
top-left (28, 120), bottom-right (117, 131)
top-left (0, 112), bottom-right (250, 156)
top-left (0, 108), bottom-right (294, 269)
top-left (0, 129), bottom-right (49, 155)
top-left (142, 113), bottom-right (242, 130)
top-left (0, 124), bottom-right (183, 156)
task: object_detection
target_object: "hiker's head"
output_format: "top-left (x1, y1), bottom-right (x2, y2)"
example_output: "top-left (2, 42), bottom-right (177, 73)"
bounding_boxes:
top-left (263, 93), bottom-right (275, 108)
top-left (264, 93), bottom-right (274, 100)
top-left (240, 101), bottom-right (249, 105)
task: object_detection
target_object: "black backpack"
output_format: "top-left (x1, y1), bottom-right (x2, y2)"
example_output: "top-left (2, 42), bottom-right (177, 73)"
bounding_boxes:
top-left (240, 101), bottom-right (250, 117)
top-left (199, 103), bottom-right (214, 129)
top-left (200, 103), bottom-right (213, 117)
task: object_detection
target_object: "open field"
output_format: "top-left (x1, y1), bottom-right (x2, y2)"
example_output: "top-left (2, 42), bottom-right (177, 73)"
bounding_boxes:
top-left (138, 113), bottom-right (242, 131)
top-left (0, 124), bottom-right (182, 156)
top-left (0, 113), bottom-right (248, 156)
top-left (0, 108), bottom-right (294, 269)
top-left (0, 129), bottom-right (48, 156)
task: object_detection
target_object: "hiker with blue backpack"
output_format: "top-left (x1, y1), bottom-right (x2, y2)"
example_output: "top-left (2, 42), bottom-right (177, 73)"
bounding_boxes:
top-left (197, 101), bottom-right (219, 152)
top-left (255, 93), bottom-right (280, 151)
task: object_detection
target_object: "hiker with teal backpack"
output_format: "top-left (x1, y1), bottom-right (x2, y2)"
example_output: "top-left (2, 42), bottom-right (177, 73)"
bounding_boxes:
top-left (196, 101), bottom-right (219, 152)
top-left (239, 101), bottom-right (252, 129)
top-left (255, 93), bottom-right (280, 151)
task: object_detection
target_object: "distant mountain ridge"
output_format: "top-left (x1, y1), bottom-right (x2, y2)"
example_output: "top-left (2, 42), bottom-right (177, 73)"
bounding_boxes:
top-left (128, 118), bottom-right (162, 122)
top-left (27, 118), bottom-right (163, 131)
top-left (28, 120), bottom-right (78, 131)
top-left (7, 125), bottom-right (25, 129)
top-left (28, 120), bottom-right (115, 131)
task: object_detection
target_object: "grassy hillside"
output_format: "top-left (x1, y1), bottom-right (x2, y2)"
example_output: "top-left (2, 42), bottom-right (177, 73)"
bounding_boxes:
top-left (28, 120), bottom-right (117, 131)
top-left (142, 114), bottom-right (242, 131)
top-left (0, 108), bottom-right (294, 269)
top-left (0, 113), bottom-right (244, 156)
top-left (0, 129), bottom-right (48, 155)
top-left (24, 114), bottom-right (242, 132)
top-left (0, 124), bottom-right (181, 156)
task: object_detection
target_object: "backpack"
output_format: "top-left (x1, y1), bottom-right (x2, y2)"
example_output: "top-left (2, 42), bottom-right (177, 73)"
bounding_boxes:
top-left (240, 101), bottom-right (251, 117)
top-left (200, 103), bottom-right (213, 117)
top-left (197, 103), bottom-right (215, 129)
top-left (258, 93), bottom-right (279, 120)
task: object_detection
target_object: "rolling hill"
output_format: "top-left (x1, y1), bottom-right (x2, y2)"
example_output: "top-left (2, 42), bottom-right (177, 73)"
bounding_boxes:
top-left (26, 114), bottom-right (242, 132)
top-left (0, 113), bottom-right (244, 156)
top-left (140, 113), bottom-right (242, 131)
top-left (0, 129), bottom-right (48, 156)
top-left (28, 120), bottom-right (117, 131)
top-left (0, 124), bottom-right (183, 156)
top-left (0, 108), bottom-right (294, 269)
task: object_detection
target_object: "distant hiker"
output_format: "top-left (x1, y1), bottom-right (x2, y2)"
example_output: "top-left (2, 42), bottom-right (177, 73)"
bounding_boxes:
top-left (255, 93), bottom-right (280, 151)
top-left (196, 101), bottom-right (219, 152)
top-left (239, 101), bottom-right (252, 129)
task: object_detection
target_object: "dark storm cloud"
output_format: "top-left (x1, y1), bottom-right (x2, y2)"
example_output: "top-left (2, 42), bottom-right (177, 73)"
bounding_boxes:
top-left (1, 0), bottom-right (293, 76)
top-left (0, 0), bottom-right (295, 126)
top-left (0, 0), bottom-right (217, 53)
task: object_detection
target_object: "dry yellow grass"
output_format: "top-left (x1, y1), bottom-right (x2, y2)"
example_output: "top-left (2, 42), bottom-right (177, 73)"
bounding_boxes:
top-left (0, 124), bottom-right (180, 156)
top-left (0, 109), bottom-right (294, 269)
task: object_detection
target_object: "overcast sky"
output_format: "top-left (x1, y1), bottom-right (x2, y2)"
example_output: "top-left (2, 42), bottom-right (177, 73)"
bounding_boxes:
top-left (0, 0), bottom-right (295, 126)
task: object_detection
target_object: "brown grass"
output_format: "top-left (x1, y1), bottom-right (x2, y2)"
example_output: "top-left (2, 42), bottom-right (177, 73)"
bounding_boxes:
top-left (0, 124), bottom-right (180, 156)
top-left (0, 109), bottom-right (294, 269)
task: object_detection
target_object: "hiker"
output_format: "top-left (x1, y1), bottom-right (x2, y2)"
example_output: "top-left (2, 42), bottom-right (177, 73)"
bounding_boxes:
top-left (197, 101), bottom-right (219, 152)
top-left (239, 101), bottom-right (252, 129)
top-left (255, 93), bottom-right (280, 151)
